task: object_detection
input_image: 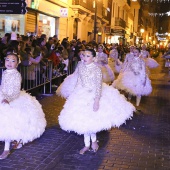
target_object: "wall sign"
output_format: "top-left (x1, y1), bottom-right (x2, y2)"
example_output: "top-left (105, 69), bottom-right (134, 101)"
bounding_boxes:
top-left (0, 0), bottom-right (27, 14)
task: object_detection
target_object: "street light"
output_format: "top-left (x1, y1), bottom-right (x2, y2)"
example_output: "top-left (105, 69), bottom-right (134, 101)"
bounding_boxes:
top-left (140, 28), bottom-right (144, 34)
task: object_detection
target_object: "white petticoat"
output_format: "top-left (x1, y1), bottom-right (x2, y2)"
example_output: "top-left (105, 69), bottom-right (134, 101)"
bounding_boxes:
top-left (59, 83), bottom-right (135, 135)
top-left (56, 74), bottom-right (77, 99)
top-left (108, 59), bottom-right (122, 74)
top-left (0, 91), bottom-right (46, 144)
top-left (100, 65), bottom-right (115, 84)
top-left (113, 72), bottom-right (152, 96)
top-left (145, 58), bottom-right (159, 69)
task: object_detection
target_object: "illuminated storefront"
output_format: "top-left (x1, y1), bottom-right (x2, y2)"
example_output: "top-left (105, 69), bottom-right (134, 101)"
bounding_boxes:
top-left (0, 0), bottom-right (60, 38)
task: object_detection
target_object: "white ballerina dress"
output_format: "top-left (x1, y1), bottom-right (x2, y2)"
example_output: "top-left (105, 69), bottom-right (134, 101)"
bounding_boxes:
top-left (59, 62), bottom-right (135, 135)
top-left (95, 52), bottom-right (115, 84)
top-left (140, 50), bottom-right (159, 69)
top-left (0, 69), bottom-right (46, 144)
top-left (113, 56), bottom-right (152, 96)
top-left (56, 71), bottom-right (78, 99)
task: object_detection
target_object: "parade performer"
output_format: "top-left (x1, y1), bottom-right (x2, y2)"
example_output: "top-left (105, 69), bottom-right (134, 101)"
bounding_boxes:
top-left (95, 44), bottom-right (114, 84)
top-left (58, 48), bottom-right (135, 155)
top-left (109, 44), bottom-right (122, 74)
top-left (0, 52), bottom-right (46, 159)
top-left (113, 48), bottom-right (152, 106)
top-left (140, 44), bottom-right (159, 69)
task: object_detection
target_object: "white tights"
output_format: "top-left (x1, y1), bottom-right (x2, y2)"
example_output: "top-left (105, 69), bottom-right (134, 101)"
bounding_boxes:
top-left (84, 133), bottom-right (97, 147)
top-left (4, 140), bottom-right (10, 151)
top-left (136, 95), bottom-right (141, 106)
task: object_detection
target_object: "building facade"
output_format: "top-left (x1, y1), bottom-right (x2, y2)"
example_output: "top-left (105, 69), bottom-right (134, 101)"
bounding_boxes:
top-left (0, 0), bottom-right (142, 45)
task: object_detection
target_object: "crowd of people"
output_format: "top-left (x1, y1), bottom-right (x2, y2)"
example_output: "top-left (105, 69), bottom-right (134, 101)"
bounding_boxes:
top-left (0, 31), bottom-right (163, 159)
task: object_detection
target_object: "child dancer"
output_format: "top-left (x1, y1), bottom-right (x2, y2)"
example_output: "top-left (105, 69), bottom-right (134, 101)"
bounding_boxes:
top-left (58, 48), bottom-right (135, 155)
top-left (113, 48), bottom-right (152, 106)
top-left (0, 52), bottom-right (46, 159)
top-left (109, 44), bottom-right (122, 74)
top-left (140, 44), bottom-right (159, 69)
top-left (121, 45), bottom-right (135, 73)
top-left (95, 44), bottom-right (115, 84)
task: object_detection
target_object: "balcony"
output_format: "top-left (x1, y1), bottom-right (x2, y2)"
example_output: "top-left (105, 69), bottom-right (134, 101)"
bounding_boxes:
top-left (102, 7), bottom-right (111, 21)
top-left (72, 0), bottom-right (94, 11)
top-left (115, 18), bottom-right (126, 29)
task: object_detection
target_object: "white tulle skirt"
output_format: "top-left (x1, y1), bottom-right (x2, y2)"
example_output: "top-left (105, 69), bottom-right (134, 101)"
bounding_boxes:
top-left (100, 65), bottom-right (115, 84)
top-left (95, 63), bottom-right (115, 84)
top-left (108, 59), bottom-right (122, 74)
top-left (56, 74), bottom-right (77, 99)
top-left (0, 91), bottom-right (46, 144)
top-left (113, 71), bottom-right (152, 96)
top-left (59, 83), bottom-right (135, 135)
top-left (145, 58), bottom-right (159, 69)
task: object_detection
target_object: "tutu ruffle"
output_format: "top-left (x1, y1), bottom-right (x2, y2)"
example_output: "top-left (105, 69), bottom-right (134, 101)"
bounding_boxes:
top-left (0, 91), bottom-right (46, 144)
top-left (113, 71), bottom-right (152, 96)
top-left (145, 58), bottom-right (159, 69)
top-left (100, 65), bottom-right (115, 84)
top-left (56, 73), bottom-right (78, 99)
top-left (59, 83), bottom-right (135, 135)
top-left (108, 59), bottom-right (122, 74)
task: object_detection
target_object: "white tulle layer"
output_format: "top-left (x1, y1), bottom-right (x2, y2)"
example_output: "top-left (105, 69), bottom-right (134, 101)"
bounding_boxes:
top-left (108, 59), bottom-right (122, 74)
top-left (56, 74), bottom-right (77, 99)
top-left (145, 58), bottom-right (159, 69)
top-left (0, 91), bottom-right (46, 144)
top-left (113, 72), bottom-right (152, 96)
top-left (59, 83), bottom-right (135, 135)
top-left (100, 65), bottom-right (115, 84)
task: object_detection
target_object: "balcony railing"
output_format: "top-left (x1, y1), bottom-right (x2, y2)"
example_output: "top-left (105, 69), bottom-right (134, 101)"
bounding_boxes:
top-left (115, 18), bottom-right (126, 29)
top-left (72, 0), bottom-right (94, 11)
top-left (72, 0), bottom-right (104, 18)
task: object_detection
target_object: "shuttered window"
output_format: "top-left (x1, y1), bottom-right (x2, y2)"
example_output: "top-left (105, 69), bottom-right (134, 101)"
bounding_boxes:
top-left (26, 10), bottom-right (37, 33)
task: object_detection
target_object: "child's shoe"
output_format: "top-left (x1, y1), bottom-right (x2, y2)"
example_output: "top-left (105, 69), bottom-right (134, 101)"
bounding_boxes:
top-left (0, 150), bottom-right (10, 160)
top-left (79, 146), bottom-right (90, 155)
top-left (91, 141), bottom-right (99, 152)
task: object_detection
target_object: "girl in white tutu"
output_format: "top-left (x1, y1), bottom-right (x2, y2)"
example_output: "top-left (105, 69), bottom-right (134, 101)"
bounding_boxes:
top-left (122, 45), bottom-right (135, 67)
top-left (109, 44), bottom-right (122, 74)
top-left (140, 44), bottom-right (159, 69)
top-left (113, 48), bottom-right (152, 106)
top-left (58, 48), bottom-right (135, 155)
top-left (95, 44), bottom-right (114, 84)
top-left (0, 52), bottom-right (46, 159)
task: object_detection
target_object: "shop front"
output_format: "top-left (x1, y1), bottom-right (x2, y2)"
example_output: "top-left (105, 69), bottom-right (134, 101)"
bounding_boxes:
top-left (0, 0), bottom-right (60, 38)
top-left (26, 0), bottom-right (60, 38)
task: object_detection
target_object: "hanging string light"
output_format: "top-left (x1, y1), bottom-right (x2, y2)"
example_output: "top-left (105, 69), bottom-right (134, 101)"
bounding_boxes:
top-left (144, 0), bottom-right (170, 2)
top-left (155, 32), bottom-right (169, 36)
top-left (149, 11), bottom-right (170, 16)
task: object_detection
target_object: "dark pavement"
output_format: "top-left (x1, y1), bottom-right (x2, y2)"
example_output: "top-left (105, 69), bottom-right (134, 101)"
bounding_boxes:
top-left (0, 55), bottom-right (169, 170)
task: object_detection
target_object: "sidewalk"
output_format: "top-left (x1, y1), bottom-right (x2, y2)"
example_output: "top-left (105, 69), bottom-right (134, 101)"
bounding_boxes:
top-left (0, 55), bottom-right (169, 170)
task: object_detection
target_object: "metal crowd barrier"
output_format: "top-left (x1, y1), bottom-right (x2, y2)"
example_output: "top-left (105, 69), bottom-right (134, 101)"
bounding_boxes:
top-left (0, 66), bottom-right (6, 85)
